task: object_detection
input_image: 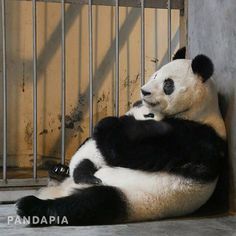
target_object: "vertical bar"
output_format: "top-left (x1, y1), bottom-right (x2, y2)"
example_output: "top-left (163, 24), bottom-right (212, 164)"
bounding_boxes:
top-left (167, 0), bottom-right (171, 61)
top-left (179, 1), bottom-right (187, 48)
top-left (140, 0), bottom-right (145, 86)
top-left (1, 0), bottom-right (7, 181)
top-left (61, 0), bottom-right (66, 165)
top-left (115, 0), bottom-right (119, 116)
top-left (32, 0), bottom-right (37, 179)
top-left (88, 0), bottom-right (93, 136)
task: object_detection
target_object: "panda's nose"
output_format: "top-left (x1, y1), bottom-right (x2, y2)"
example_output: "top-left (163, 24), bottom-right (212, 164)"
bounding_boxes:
top-left (141, 89), bottom-right (151, 96)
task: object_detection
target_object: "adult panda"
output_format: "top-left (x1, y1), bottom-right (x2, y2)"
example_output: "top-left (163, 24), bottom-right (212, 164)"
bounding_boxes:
top-left (16, 48), bottom-right (227, 226)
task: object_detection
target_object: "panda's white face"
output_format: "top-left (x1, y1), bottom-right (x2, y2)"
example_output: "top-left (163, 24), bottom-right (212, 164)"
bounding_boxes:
top-left (141, 59), bottom-right (204, 117)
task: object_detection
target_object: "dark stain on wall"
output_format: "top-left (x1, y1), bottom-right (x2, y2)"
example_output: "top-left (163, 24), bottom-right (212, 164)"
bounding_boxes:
top-left (123, 74), bottom-right (140, 88)
top-left (58, 108), bottom-right (83, 130)
top-left (97, 93), bottom-right (106, 104)
top-left (150, 57), bottom-right (159, 64)
top-left (22, 62), bottom-right (25, 92)
top-left (39, 129), bottom-right (48, 135)
top-left (24, 121), bottom-right (33, 147)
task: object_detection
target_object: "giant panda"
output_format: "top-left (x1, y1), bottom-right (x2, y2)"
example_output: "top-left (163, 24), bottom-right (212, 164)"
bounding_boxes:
top-left (16, 48), bottom-right (227, 226)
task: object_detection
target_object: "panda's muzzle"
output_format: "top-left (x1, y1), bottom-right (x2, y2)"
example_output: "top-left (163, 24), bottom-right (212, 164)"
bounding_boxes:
top-left (143, 99), bottom-right (160, 107)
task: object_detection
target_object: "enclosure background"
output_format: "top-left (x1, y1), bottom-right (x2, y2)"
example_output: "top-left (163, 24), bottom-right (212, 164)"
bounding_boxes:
top-left (0, 1), bottom-right (180, 169)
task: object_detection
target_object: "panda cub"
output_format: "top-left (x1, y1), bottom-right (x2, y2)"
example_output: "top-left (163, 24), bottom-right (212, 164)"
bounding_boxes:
top-left (43, 100), bottom-right (164, 187)
top-left (16, 48), bottom-right (227, 226)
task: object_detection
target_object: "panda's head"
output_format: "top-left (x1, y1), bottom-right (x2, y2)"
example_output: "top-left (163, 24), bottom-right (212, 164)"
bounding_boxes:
top-left (141, 48), bottom-right (226, 138)
top-left (141, 48), bottom-right (214, 117)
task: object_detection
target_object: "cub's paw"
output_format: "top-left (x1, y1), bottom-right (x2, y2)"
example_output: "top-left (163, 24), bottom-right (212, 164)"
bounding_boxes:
top-left (48, 163), bottom-right (70, 182)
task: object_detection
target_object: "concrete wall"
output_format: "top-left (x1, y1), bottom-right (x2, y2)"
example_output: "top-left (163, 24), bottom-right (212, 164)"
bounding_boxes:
top-left (0, 1), bottom-right (180, 170)
top-left (188, 0), bottom-right (236, 213)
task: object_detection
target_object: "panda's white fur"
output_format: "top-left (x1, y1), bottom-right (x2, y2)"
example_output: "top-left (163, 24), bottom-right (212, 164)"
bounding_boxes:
top-left (95, 168), bottom-right (217, 221)
top-left (18, 51), bottom-right (227, 226)
top-left (141, 59), bottom-right (225, 138)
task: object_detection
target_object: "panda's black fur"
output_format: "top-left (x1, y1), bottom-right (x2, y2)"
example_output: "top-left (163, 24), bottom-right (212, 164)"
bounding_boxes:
top-left (192, 54), bottom-right (214, 82)
top-left (72, 116), bottom-right (226, 185)
top-left (91, 116), bottom-right (226, 182)
top-left (16, 49), bottom-right (227, 226)
top-left (172, 46), bottom-right (186, 60)
top-left (17, 186), bottom-right (128, 226)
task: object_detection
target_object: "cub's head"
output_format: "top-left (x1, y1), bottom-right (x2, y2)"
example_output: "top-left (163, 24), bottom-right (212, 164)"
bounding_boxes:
top-left (141, 48), bottom-right (226, 138)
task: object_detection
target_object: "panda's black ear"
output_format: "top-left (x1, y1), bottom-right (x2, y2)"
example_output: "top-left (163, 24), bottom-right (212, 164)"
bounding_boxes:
top-left (172, 47), bottom-right (186, 60)
top-left (191, 55), bottom-right (214, 82)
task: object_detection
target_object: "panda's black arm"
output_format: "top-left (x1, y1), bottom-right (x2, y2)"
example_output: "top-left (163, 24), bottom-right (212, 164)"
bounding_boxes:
top-left (93, 115), bottom-right (171, 143)
top-left (94, 116), bottom-right (226, 182)
top-left (119, 115), bottom-right (172, 141)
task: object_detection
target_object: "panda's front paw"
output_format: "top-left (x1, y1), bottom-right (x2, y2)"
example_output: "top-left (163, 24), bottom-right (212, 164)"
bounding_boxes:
top-left (48, 163), bottom-right (70, 182)
top-left (74, 174), bottom-right (102, 185)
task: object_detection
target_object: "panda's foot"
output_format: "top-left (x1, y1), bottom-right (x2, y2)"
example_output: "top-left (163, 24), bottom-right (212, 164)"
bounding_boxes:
top-left (48, 163), bottom-right (70, 182)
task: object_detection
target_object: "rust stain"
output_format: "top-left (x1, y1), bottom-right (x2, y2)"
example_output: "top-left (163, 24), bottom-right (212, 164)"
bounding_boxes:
top-left (135, 73), bottom-right (140, 82)
top-left (24, 121), bottom-right (33, 146)
top-left (150, 57), bottom-right (159, 64)
top-left (39, 129), bottom-right (48, 135)
top-left (22, 62), bottom-right (25, 92)
top-left (123, 74), bottom-right (140, 88)
top-left (58, 108), bottom-right (83, 130)
top-left (79, 95), bottom-right (85, 106)
top-left (97, 93), bottom-right (106, 104)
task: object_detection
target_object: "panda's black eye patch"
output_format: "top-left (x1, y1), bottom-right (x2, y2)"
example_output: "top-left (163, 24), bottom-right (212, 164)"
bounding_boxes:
top-left (144, 113), bottom-right (155, 118)
top-left (163, 78), bottom-right (174, 95)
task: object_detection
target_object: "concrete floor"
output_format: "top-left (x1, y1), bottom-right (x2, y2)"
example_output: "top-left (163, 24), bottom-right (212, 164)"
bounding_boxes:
top-left (0, 204), bottom-right (236, 236)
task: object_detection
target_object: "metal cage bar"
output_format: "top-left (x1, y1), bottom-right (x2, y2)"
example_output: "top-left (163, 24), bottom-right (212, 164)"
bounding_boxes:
top-left (88, 0), bottom-right (93, 136)
top-left (15, 0), bottom-right (184, 9)
top-left (61, 0), bottom-right (66, 164)
top-left (167, 0), bottom-right (171, 61)
top-left (140, 0), bottom-right (145, 86)
top-left (1, 0), bottom-right (7, 181)
top-left (32, 0), bottom-right (38, 179)
top-left (115, 0), bottom-right (119, 116)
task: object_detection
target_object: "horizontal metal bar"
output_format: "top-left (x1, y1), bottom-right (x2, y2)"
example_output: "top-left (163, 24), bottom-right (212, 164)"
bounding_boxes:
top-left (14, 0), bottom-right (184, 9)
top-left (0, 178), bottom-right (48, 188)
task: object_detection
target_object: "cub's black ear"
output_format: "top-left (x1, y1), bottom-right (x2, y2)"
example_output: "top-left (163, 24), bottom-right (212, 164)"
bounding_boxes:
top-left (191, 55), bottom-right (214, 82)
top-left (172, 47), bottom-right (186, 60)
